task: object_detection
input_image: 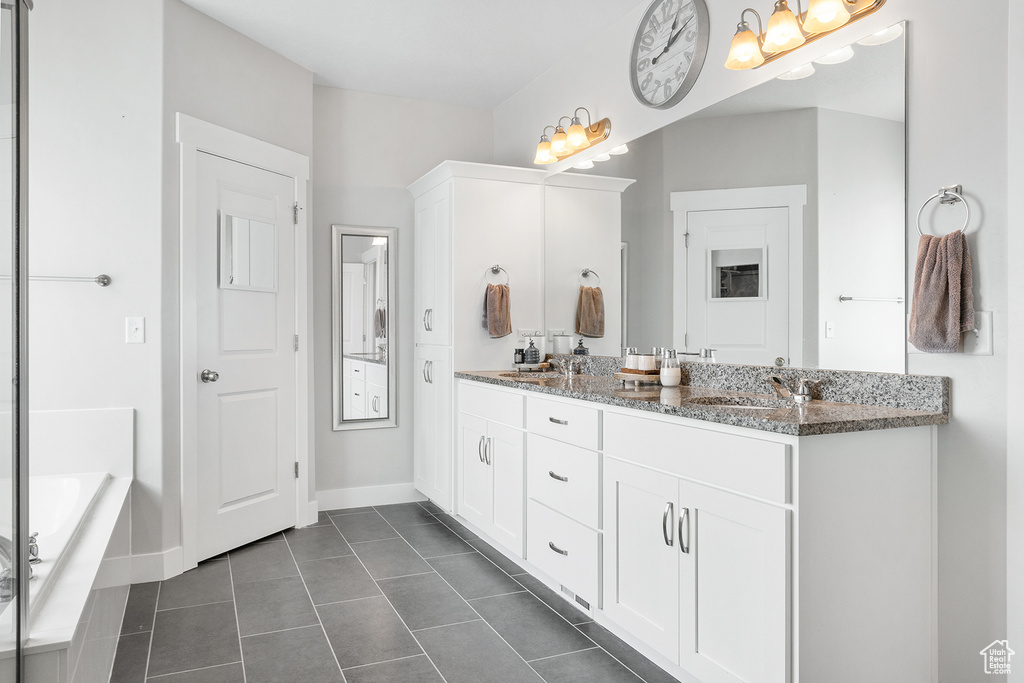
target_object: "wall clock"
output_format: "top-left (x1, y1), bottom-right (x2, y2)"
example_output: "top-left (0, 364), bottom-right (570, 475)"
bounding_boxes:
top-left (630, 0), bottom-right (710, 109)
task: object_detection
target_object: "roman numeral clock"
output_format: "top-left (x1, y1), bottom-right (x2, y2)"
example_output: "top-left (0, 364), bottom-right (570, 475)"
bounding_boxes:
top-left (630, 0), bottom-right (710, 109)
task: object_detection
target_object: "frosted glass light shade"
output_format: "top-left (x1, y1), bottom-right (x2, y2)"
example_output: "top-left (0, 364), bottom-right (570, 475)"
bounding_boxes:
top-left (802, 0), bottom-right (850, 33)
top-left (763, 1), bottom-right (805, 53)
top-left (813, 45), bottom-right (854, 65)
top-left (609, 144), bottom-right (629, 155)
top-left (573, 160), bottom-right (595, 169)
top-left (857, 23), bottom-right (903, 46)
top-left (567, 120), bottom-right (590, 150)
top-left (725, 25), bottom-right (765, 69)
top-left (534, 138), bottom-right (552, 164)
top-left (776, 63), bottom-right (816, 80)
top-left (551, 127), bottom-right (568, 154)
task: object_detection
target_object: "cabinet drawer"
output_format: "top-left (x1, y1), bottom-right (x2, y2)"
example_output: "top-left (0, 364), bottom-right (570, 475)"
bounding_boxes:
top-left (527, 396), bottom-right (599, 450)
top-left (527, 500), bottom-right (599, 606)
top-left (365, 362), bottom-right (387, 387)
top-left (604, 412), bottom-right (790, 504)
top-left (527, 435), bottom-right (599, 528)
top-left (458, 381), bottom-right (524, 428)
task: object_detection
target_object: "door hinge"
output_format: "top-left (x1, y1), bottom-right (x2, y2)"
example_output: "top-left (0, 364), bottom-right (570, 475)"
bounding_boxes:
top-left (684, 332), bottom-right (688, 348)
top-left (683, 232), bottom-right (690, 248)
top-left (293, 202), bottom-right (299, 225)
top-left (294, 462), bottom-right (299, 478)
top-left (294, 334), bottom-right (299, 352)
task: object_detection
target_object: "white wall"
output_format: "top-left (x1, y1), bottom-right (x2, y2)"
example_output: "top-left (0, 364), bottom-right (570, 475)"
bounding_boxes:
top-left (312, 86), bottom-right (493, 502)
top-left (817, 109), bottom-right (905, 373)
top-left (1007, 3), bottom-right (1023, 682)
top-left (494, 1), bottom-right (1010, 680)
top-left (28, 0), bottom-right (165, 549)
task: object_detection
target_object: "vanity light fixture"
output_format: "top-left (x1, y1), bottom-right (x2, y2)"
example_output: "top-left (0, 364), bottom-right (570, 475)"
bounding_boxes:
top-left (533, 107), bottom-right (611, 165)
top-left (813, 44), bottom-right (855, 64)
top-left (724, 0), bottom-right (885, 70)
top-left (573, 160), bottom-right (595, 169)
top-left (856, 22), bottom-right (902, 45)
top-left (777, 62), bottom-right (816, 80)
top-left (609, 144), bottom-right (629, 155)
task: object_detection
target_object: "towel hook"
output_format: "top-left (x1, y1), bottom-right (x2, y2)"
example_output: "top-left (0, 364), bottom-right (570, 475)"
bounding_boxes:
top-left (579, 268), bottom-right (601, 286)
top-left (486, 264), bottom-right (509, 286)
top-left (916, 185), bottom-right (972, 237)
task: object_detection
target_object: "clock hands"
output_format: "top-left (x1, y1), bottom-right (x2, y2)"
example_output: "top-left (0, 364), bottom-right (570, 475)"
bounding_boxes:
top-left (651, 14), bottom-right (695, 65)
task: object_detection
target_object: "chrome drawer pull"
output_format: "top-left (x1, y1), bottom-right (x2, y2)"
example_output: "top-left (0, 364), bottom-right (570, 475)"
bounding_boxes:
top-left (548, 471), bottom-right (569, 482)
top-left (548, 541), bottom-right (568, 556)
top-left (478, 436), bottom-right (485, 462)
top-left (679, 507), bottom-right (690, 555)
top-left (663, 502), bottom-right (674, 547)
top-left (548, 417), bottom-right (569, 426)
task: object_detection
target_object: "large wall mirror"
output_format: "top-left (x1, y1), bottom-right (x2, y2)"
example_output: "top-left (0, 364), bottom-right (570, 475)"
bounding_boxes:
top-left (574, 22), bottom-right (906, 374)
top-left (332, 225), bottom-right (397, 430)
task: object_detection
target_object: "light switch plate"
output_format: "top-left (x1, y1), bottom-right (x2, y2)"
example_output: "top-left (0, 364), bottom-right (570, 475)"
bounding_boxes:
top-left (964, 310), bottom-right (993, 355)
top-left (825, 321), bottom-right (835, 339)
top-left (126, 317), bottom-right (145, 344)
top-left (547, 328), bottom-right (565, 341)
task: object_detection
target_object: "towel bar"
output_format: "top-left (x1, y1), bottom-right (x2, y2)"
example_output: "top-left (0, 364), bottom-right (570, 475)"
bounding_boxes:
top-left (916, 185), bottom-right (971, 237)
top-left (486, 264), bottom-right (509, 285)
top-left (579, 268), bottom-right (601, 286)
top-left (839, 295), bottom-right (905, 303)
top-left (0, 274), bottom-right (111, 286)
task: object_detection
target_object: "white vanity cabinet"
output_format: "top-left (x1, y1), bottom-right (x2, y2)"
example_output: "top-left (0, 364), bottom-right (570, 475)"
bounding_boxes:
top-left (413, 180), bottom-right (451, 347)
top-left (343, 359), bottom-right (388, 420)
top-left (457, 381), bottom-right (526, 556)
top-left (413, 345), bottom-right (452, 506)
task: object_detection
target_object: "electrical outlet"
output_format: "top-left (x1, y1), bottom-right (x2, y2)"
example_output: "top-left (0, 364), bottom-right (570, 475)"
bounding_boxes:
top-left (518, 329), bottom-right (534, 339)
top-left (547, 328), bottom-right (565, 341)
top-left (126, 317), bottom-right (145, 344)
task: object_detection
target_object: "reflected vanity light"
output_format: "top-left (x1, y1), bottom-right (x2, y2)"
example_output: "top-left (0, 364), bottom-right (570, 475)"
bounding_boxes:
top-left (777, 62), bottom-right (816, 80)
top-left (814, 44), bottom-right (855, 64)
top-left (573, 160), bottom-right (595, 169)
top-left (533, 107), bottom-right (611, 165)
top-left (724, 0), bottom-right (886, 70)
top-left (592, 153), bottom-right (611, 162)
top-left (609, 144), bottom-right (629, 155)
top-left (856, 23), bottom-right (903, 45)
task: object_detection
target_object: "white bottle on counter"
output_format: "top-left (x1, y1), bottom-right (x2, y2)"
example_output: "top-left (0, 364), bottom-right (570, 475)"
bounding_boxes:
top-left (660, 350), bottom-right (681, 386)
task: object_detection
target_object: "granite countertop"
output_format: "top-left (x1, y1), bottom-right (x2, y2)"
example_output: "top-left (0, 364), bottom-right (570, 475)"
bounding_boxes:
top-left (455, 370), bottom-right (949, 437)
top-left (344, 352), bottom-right (387, 366)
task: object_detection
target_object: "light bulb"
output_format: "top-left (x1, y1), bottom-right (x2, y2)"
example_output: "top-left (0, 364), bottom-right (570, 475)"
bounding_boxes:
top-left (802, 0), bottom-right (850, 33)
top-left (813, 45), bottom-right (854, 65)
top-left (533, 136), bottom-right (552, 165)
top-left (776, 63), bottom-right (816, 80)
top-left (763, 1), bottom-right (805, 54)
top-left (551, 126), bottom-right (568, 154)
top-left (724, 22), bottom-right (765, 70)
top-left (567, 117), bottom-right (590, 150)
top-left (856, 23), bottom-right (904, 46)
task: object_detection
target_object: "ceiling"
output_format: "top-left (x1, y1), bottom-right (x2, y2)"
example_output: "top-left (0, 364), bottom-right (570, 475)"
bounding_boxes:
top-left (179, 0), bottom-right (641, 110)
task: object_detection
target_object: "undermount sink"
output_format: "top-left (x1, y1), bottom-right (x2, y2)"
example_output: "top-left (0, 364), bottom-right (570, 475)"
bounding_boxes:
top-left (684, 395), bottom-right (794, 411)
top-left (499, 372), bottom-right (564, 380)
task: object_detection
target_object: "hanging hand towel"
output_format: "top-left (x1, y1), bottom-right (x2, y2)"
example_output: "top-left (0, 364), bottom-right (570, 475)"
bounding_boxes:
top-left (575, 286), bottom-right (605, 338)
top-left (373, 306), bottom-right (387, 339)
top-left (486, 283), bottom-right (512, 338)
top-left (908, 231), bottom-right (975, 353)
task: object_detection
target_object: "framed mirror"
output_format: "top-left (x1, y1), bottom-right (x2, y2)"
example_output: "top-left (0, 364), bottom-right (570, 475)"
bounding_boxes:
top-left (332, 225), bottom-right (397, 430)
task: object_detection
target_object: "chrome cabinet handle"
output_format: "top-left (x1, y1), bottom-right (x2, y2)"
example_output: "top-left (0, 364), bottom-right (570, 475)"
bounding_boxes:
top-left (679, 508), bottom-right (690, 554)
top-left (372, 396), bottom-right (378, 412)
top-left (548, 541), bottom-right (568, 556)
top-left (428, 360), bottom-right (434, 384)
top-left (548, 471), bottom-right (569, 482)
top-left (423, 310), bottom-right (429, 331)
top-left (428, 309), bottom-right (434, 331)
top-left (423, 362), bottom-right (429, 383)
top-left (478, 435), bottom-right (485, 462)
top-left (663, 502), bottom-right (674, 547)
top-left (425, 308), bottom-right (433, 332)
top-left (354, 392), bottom-right (360, 397)
top-left (484, 438), bottom-right (491, 465)
top-left (200, 369), bottom-right (219, 383)
top-left (548, 417), bottom-right (569, 426)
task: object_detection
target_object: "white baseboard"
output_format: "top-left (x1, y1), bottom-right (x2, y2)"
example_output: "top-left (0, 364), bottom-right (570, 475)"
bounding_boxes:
top-left (316, 482), bottom-right (426, 512)
top-left (131, 545), bottom-right (184, 583)
top-left (305, 500), bottom-right (320, 526)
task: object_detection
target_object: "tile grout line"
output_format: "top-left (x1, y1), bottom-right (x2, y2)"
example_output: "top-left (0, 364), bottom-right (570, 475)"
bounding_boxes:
top-left (225, 553), bottom-right (249, 683)
top-left (282, 526), bottom-right (349, 683)
top-left (339, 652), bottom-right (430, 673)
top-left (409, 617), bottom-right (483, 634)
top-left (154, 598), bottom-right (235, 613)
top-left (146, 661), bottom-right (243, 680)
top-left (332, 509), bottom-right (452, 683)
top-left (525, 644), bottom-right (601, 664)
top-left (142, 582), bottom-right (161, 682)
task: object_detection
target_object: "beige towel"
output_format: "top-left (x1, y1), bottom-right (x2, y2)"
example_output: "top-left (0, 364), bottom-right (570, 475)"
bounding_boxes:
top-left (485, 284), bottom-right (512, 338)
top-left (908, 231), bottom-right (975, 353)
top-left (575, 286), bottom-right (605, 338)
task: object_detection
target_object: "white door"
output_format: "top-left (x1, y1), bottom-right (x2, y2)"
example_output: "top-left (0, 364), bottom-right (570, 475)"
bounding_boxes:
top-left (341, 263), bottom-right (365, 355)
top-left (196, 152), bottom-right (296, 561)
top-left (487, 422), bottom-right (524, 554)
top-left (686, 207), bottom-right (790, 366)
top-left (414, 344), bottom-right (452, 508)
top-left (458, 413), bottom-right (490, 531)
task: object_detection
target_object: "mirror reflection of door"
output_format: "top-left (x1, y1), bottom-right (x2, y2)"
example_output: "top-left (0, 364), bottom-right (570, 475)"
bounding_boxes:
top-left (333, 228), bottom-right (396, 428)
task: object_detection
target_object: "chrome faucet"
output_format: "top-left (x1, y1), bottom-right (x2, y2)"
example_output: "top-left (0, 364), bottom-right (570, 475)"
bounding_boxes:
top-left (764, 376), bottom-right (820, 403)
top-left (763, 376), bottom-right (794, 399)
top-left (555, 357), bottom-right (581, 377)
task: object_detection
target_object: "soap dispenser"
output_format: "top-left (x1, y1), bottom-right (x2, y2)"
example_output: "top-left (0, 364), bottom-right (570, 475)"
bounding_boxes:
top-left (573, 338), bottom-right (589, 356)
top-left (524, 338), bottom-right (540, 364)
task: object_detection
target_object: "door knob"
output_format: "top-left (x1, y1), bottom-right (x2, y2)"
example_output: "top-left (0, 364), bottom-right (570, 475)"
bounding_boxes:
top-left (200, 369), bottom-right (219, 383)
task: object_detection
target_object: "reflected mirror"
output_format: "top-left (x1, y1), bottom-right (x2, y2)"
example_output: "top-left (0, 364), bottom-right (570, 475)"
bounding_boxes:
top-left (575, 23), bottom-right (906, 373)
top-left (220, 214), bottom-right (277, 291)
top-left (332, 225), bottom-right (397, 430)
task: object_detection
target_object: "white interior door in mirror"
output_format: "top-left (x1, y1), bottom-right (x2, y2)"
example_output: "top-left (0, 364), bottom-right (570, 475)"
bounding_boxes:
top-left (341, 263), bottom-right (365, 356)
top-left (220, 214), bottom-right (277, 291)
top-left (686, 208), bottom-right (789, 366)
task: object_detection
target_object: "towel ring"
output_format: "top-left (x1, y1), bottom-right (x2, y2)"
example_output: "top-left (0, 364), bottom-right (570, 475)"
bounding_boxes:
top-left (486, 264), bottom-right (509, 286)
top-left (579, 268), bottom-right (601, 286)
top-left (916, 186), bottom-right (972, 237)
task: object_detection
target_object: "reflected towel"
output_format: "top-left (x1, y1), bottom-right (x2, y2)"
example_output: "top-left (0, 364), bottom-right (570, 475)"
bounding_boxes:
top-left (575, 286), bottom-right (605, 338)
top-left (373, 306), bottom-right (386, 339)
top-left (486, 284), bottom-right (512, 338)
top-left (908, 231), bottom-right (975, 353)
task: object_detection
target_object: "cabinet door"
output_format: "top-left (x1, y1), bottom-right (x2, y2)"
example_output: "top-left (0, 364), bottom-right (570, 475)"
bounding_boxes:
top-left (602, 457), bottom-right (681, 663)
top-left (414, 346), bottom-right (452, 509)
top-left (414, 183), bottom-right (451, 345)
top-left (487, 422), bottom-right (525, 557)
top-left (678, 480), bottom-right (789, 683)
top-left (458, 412), bottom-right (491, 532)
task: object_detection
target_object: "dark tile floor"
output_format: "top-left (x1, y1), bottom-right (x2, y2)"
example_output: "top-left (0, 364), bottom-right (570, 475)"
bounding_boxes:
top-left (109, 501), bottom-right (679, 683)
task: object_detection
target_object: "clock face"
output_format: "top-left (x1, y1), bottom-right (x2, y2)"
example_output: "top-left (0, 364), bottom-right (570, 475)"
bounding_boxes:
top-left (630, 0), bottom-right (710, 109)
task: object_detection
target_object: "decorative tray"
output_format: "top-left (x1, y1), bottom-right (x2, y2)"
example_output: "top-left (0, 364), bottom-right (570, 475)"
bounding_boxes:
top-left (614, 372), bottom-right (662, 385)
